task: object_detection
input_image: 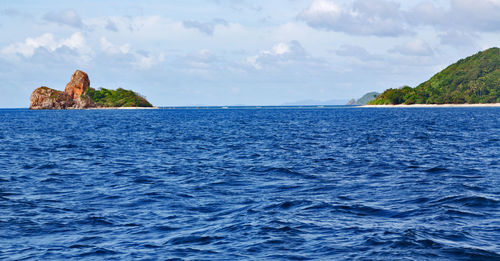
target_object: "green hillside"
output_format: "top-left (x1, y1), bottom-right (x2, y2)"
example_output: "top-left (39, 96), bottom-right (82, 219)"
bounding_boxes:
top-left (357, 92), bottom-right (380, 105)
top-left (85, 87), bottom-right (153, 107)
top-left (369, 47), bottom-right (500, 105)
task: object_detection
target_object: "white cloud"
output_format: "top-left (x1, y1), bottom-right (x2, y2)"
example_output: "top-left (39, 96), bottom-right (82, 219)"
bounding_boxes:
top-left (182, 19), bottom-right (229, 35)
top-left (406, 1), bottom-right (443, 25)
top-left (2, 33), bottom-right (57, 57)
top-left (246, 40), bottom-right (320, 70)
top-left (132, 51), bottom-right (165, 69)
top-left (439, 31), bottom-right (477, 48)
top-left (298, 0), bottom-right (408, 36)
top-left (0, 32), bottom-right (92, 61)
top-left (390, 39), bottom-right (434, 56)
top-left (172, 49), bottom-right (238, 77)
top-left (449, 0), bottom-right (500, 31)
top-left (98, 37), bottom-right (163, 69)
top-left (43, 9), bottom-right (83, 28)
top-left (298, 0), bottom-right (341, 22)
top-left (407, 0), bottom-right (500, 32)
top-left (353, 0), bottom-right (401, 19)
top-left (269, 43), bottom-right (291, 55)
top-left (299, 0), bottom-right (500, 38)
top-left (100, 37), bottom-right (130, 55)
top-left (61, 33), bottom-right (87, 50)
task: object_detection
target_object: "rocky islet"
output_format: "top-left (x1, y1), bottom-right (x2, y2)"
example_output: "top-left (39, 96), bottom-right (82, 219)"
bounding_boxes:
top-left (30, 70), bottom-right (95, 110)
top-left (29, 70), bottom-right (152, 109)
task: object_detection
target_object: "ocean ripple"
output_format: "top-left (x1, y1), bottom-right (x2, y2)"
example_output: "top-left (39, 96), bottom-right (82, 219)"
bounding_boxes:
top-left (0, 108), bottom-right (499, 260)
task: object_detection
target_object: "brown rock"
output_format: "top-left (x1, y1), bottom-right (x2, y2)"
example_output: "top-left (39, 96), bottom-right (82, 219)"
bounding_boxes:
top-left (30, 87), bottom-right (74, 110)
top-left (64, 70), bottom-right (90, 100)
top-left (29, 70), bottom-right (96, 110)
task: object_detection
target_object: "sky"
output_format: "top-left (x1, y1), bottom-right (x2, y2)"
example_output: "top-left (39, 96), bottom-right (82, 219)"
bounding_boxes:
top-left (0, 0), bottom-right (499, 107)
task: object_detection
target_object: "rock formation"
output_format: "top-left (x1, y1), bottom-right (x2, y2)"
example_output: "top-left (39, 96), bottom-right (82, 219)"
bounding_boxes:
top-left (30, 87), bottom-right (75, 109)
top-left (64, 70), bottom-right (90, 99)
top-left (29, 69), bottom-right (153, 109)
top-left (30, 70), bottom-right (96, 110)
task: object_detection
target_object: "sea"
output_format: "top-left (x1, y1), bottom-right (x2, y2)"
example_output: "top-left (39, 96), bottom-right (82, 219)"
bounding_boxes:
top-left (0, 107), bottom-right (498, 260)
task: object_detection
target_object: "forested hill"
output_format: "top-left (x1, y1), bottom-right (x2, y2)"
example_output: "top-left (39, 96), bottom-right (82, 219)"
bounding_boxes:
top-left (85, 87), bottom-right (153, 107)
top-left (369, 47), bottom-right (500, 105)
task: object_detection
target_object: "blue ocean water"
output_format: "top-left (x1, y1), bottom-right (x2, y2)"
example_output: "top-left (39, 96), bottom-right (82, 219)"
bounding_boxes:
top-left (0, 107), bottom-right (499, 260)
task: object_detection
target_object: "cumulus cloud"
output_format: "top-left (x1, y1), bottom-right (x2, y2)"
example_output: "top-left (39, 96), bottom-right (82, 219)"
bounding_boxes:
top-left (408, 0), bottom-right (500, 32)
top-left (0, 32), bottom-right (92, 61)
top-left (448, 0), bottom-right (500, 31)
top-left (99, 37), bottom-right (163, 69)
top-left (43, 9), bottom-right (83, 28)
top-left (1, 34), bottom-right (58, 57)
top-left (132, 51), bottom-right (165, 69)
top-left (299, 0), bottom-right (500, 38)
top-left (100, 37), bottom-right (130, 55)
top-left (246, 40), bottom-right (322, 70)
top-left (174, 49), bottom-right (224, 76)
top-left (82, 15), bottom-right (161, 33)
top-left (390, 39), bottom-right (434, 56)
top-left (298, 0), bottom-right (341, 22)
top-left (406, 1), bottom-right (444, 26)
top-left (298, 0), bottom-right (408, 36)
top-left (182, 18), bottom-right (229, 35)
top-left (439, 31), bottom-right (478, 48)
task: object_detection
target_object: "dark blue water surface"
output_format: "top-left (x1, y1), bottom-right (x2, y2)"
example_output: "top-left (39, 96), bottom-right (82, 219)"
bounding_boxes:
top-left (0, 108), bottom-right (499, 260)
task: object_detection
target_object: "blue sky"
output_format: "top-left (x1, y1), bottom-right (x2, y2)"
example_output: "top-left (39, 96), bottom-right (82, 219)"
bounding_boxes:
top-left (1, 0), bottom-right (499, 107)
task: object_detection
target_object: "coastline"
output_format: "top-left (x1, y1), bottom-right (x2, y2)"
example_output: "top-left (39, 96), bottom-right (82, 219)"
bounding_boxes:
top-left (361, 103), bottom-right (500, 108)
top-left (88, 106), bottom-right (159, 110)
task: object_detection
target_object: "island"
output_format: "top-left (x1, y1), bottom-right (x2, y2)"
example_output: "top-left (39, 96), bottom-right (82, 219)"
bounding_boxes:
top-left (346, 92), bottom-right (380, 105)
top-left (29, 70), bottom-right (153, 109)
top-left (368, 47), bottom-right (499, 105)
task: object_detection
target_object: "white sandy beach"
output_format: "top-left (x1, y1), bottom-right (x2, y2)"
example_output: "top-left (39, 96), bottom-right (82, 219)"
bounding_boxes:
top-left (361, 103), bottom-right (500, 108)
top-left (89, 106), bottom-right (160, 110)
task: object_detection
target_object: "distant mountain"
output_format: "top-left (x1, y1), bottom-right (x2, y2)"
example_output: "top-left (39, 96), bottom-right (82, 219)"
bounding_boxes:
top-left (369, 47), bottom-right (500, 105)
top-left (282, 99), bottom-right (348, 106)
top-left (346, 92), bottom-right (380, 105)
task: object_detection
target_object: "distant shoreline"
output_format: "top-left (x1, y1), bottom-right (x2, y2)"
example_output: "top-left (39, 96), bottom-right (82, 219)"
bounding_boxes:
top-left (8, 104), bottom-right (500, 109)
top-left (361, 103), bottom-right (500, 108)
